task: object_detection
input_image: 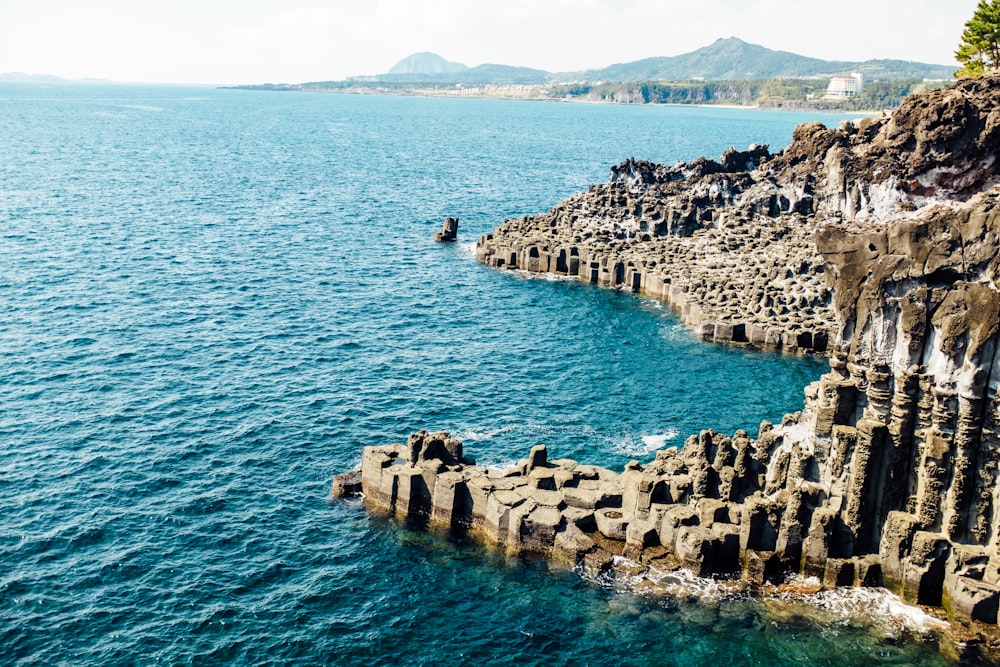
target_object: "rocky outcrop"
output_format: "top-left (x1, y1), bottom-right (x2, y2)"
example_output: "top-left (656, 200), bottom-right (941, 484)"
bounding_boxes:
top-left (336, 76), bottom-right (1000, 630)
top-left (814, 190), bottom-right (1000, 622)
top-left (475, 77), bottom-right (1000, 353)
top-left (475, 147), bottom-right (834, 352)
top-left (434, 217), bottom-right (459, 242)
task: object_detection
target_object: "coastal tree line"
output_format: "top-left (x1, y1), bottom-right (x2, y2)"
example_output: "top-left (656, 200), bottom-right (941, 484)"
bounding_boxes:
top-left (545, 78), bottom-right (944, 111)
top-left (230, 77), bottom-right (946, 111)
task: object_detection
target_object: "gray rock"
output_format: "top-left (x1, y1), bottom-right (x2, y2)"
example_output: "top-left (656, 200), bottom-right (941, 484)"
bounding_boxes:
top-left (338, 77), bottom-right (1000, 631)
top-left (434, 217), bottom-right (459, 242)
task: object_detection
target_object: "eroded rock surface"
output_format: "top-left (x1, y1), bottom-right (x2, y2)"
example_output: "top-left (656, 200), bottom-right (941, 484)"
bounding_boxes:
top-left (336, 76), bottom-right (1000, 628)
top-left (434, 216), bottom-right (459, 242)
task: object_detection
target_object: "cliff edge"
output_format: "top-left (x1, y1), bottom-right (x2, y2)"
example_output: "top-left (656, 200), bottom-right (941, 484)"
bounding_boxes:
top-left (335, 77), bottom-right (1000, 635)
top-left (475, 76), bottom-right (1000, 353)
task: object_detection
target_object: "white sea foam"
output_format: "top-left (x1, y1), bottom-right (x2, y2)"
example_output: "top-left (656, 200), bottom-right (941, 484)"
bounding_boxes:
top-left (543, 273), bottom-right (575, 282)
top-left (588, 557), bottom-right (741, 604)
top-left (641, 430), bottom-right (680, 450)
top-left (455, 423), bottom-right (592, 471)
top-left (455, 426), bottom-right (512, 442)
top-left (504, 268), bottom-right (576, 283)
top-left (584, 562), bottom-right (948, 638)
top-left (457, 423), bottom-right (601, 443)
top-left (528, 270), bottom-right (574, 283)
top-left (475, 457), bottom-right (522, 473)
top-left (120, 104), bottom-right (165, 112)
top-left (458, 241), bottom-right (478, 257)
top-left (804, 586), bottom-right (949, 634)
top-left (659, 322), bottom-right (693, 343)
top-left (459, 423), bottom-right (681, 464)
top-left (612, 429), bottom-right (680, 457)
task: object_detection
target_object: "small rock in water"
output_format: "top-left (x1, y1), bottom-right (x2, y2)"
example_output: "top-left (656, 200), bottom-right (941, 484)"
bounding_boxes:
top-left (330, 470), bottom-right (362, 498)
top-left (434, 217), bottom-right (459, 242)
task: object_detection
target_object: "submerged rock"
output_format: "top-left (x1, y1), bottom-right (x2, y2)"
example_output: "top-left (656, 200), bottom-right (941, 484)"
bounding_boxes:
top-left (336, 76), bottom-right (1000, 637)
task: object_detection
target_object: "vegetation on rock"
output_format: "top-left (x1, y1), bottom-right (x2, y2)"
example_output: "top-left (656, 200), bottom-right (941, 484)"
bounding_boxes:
top-left (956, 0), bottom-right (1000, 78)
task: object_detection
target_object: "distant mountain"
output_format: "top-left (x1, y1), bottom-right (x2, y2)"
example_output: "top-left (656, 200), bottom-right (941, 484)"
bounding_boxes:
top-left (372, 39), bottom-right (954, 85)
top-left (845, 59), bottom-right (957, 81)
top-left (580, 38), bottom-right (850, 81)
top-left (372, 63), bottom-right (550, 85)
top-left (576, 38), bottom-right (954, 82)
top-left (459, 64), bottom-right (551, 84)
top-left (0, 72), bottom-right (67, 83)
top-left (388, 52), bottom-right (469, 75)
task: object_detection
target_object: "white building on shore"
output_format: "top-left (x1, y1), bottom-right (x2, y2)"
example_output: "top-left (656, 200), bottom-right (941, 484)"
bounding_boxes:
top-left (824, 72), bottom-right (864, 100)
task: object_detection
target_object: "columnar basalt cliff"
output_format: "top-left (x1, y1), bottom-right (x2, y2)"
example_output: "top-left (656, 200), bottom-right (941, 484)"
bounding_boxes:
top-left (475, 146), bottom-right (837, 352)
top-left (335, 77), bottom-right (1000, 628)
top-left (475, 77), bottom-right (1000, 354)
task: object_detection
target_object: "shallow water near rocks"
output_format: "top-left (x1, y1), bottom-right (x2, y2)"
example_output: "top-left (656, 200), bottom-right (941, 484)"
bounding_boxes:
top-left (0, 84), bottom-right (951, 665)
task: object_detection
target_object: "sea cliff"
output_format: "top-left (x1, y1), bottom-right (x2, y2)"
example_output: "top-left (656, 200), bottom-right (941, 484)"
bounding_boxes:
top-left (335, 76), bottom-right (1000, 638)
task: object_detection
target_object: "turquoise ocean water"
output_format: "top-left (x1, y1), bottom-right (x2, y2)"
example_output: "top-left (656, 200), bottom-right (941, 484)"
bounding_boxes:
top-left (1, 85), bottom-right (951, 665)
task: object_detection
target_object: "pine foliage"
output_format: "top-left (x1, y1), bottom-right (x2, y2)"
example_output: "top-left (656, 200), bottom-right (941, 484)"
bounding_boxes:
top-left (956, 0), bottom-right (1000, 78)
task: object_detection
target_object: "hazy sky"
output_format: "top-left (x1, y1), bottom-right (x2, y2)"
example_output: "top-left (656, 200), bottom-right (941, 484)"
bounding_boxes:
top-left (0, 0), bottom-right (975, 84)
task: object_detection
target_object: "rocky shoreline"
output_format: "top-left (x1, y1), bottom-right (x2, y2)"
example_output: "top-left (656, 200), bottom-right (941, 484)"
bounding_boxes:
top-left (334, 76), bottom-right (1000, 651)
top-left (475, 143), bottom-right (836, 353)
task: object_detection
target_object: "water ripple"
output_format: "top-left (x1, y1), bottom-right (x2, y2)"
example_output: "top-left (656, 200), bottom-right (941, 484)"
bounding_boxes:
top-left (0, 83), bottom-right (945, 666)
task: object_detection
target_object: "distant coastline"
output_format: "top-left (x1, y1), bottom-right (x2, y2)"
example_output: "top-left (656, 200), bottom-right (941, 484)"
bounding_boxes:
top-left (220, 79), bottom-right (920, 113)
top-left (223, 37), bottom-right (953, 112)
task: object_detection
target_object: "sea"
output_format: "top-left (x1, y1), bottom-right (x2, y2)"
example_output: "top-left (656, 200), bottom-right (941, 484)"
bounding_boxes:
top-left (0, 84), bottom-right (954, 665)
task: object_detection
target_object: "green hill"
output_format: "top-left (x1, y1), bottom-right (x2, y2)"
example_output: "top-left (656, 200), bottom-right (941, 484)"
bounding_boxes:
top-left (375, 39), bottom-right (954, 84)
top-left (574, 38), bottom-right (953, 82)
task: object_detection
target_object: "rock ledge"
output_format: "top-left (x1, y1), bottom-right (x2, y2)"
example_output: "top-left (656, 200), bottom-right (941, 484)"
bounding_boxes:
top-left (336, 77), bottom-right (1000, 637)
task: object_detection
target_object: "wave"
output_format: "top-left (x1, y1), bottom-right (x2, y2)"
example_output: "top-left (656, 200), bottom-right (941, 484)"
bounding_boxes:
top-left (456, 424), bottom-right (681, 466)
top-left (589, 560), bottom-right (949, 637)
